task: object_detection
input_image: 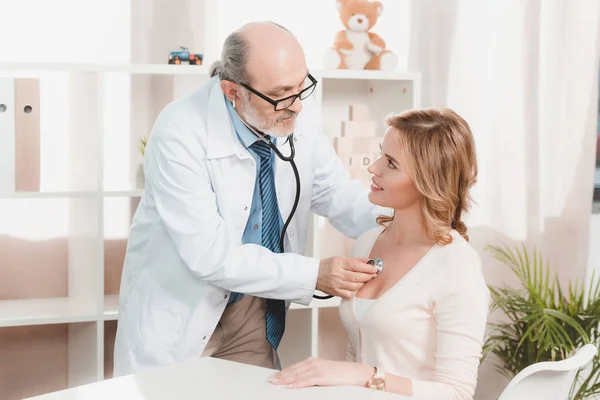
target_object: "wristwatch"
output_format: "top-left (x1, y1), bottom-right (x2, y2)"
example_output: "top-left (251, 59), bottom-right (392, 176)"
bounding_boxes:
top-left (365, 366), bottom-right (386, 391)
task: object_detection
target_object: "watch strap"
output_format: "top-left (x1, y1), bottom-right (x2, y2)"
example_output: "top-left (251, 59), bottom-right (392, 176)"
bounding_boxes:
top-left (365, 366), bottom-right (386, 391)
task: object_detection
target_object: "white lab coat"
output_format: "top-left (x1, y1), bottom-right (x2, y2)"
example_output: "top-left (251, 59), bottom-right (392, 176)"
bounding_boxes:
top-left (113, 76), bottom-right (384, 376)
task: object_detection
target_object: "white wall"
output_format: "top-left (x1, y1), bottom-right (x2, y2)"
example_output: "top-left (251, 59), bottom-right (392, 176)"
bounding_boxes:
top-left (211, 0), bottom-right (410, 70)
top-left (0, 0), bottom-right (130, 63)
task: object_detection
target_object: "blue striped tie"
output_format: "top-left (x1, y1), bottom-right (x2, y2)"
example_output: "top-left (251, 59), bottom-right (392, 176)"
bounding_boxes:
top-left (251, 139), bottom-right (286, 350)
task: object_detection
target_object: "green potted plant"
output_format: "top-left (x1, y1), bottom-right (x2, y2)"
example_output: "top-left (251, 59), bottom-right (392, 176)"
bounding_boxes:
top-left (483, 244), bottom-right (600, 399)
top-left (136, 136), bottom-right (148, 189)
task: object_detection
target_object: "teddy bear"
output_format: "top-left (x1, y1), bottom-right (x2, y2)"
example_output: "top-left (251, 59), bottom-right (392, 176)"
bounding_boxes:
top-left (323, 0), bottom-right (398, 71)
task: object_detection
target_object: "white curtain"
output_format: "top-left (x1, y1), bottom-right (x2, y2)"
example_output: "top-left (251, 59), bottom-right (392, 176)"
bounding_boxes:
top-left (408, 1), bottom-right (600, 398)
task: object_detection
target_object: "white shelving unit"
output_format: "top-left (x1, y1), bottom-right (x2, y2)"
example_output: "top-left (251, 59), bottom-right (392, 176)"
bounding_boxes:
top-left (0, 2), bottom-right (420, 398)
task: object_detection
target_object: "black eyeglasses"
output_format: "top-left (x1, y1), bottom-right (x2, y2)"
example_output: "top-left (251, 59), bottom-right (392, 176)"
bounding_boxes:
top-left (238, 73), bottom-right (317, 111)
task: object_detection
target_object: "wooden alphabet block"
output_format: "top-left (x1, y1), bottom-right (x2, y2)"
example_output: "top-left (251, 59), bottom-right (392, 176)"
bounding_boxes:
top-left (337, 153), bottom-right (356, 170)
top-left (341, 120), bottom-right (377, 138)
top-left (333, 137), bottom-right (381, 154)
top-left (357, 153), bottom-right (376, 168)
top-left (349, 104), bottom-right (370, 121)
top-left (338, 153), bottom-right (378, 172)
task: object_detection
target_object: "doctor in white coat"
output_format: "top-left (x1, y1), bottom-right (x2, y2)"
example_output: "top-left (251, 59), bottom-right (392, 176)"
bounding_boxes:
top-left (113, 21), bottom-right (384, 377)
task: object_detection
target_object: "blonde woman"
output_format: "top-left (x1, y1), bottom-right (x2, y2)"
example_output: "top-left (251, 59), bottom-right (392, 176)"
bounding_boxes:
top-left (270, 108), bottom-right (490, 399)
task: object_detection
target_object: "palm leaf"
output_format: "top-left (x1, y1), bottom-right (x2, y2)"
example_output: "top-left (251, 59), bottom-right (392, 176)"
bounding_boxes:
top-left (484, 244), bottom-right (600, 398)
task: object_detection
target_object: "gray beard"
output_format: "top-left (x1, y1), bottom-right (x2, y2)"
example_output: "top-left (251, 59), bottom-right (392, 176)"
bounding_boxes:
top-left (240, 104), bottom-right (296, 138)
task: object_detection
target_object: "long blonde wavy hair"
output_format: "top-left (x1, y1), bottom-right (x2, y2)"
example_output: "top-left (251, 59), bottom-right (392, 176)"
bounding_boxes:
top-left (376, 108), bottom-right (478, 246)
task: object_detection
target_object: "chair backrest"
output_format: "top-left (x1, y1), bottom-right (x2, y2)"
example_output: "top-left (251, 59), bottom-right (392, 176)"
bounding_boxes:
top-left (497, 344), bottom-right (598, 400)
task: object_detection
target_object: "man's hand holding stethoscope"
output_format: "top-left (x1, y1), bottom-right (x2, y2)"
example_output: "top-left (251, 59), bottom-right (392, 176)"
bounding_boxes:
top-left (316, 257), bottom-right (383, 299)
top-left (232, 102), bottom-right (387, 301)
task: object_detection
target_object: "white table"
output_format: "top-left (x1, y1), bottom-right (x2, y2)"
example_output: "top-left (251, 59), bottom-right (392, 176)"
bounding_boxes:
top-left (27, 357), bottom-right (408, 400)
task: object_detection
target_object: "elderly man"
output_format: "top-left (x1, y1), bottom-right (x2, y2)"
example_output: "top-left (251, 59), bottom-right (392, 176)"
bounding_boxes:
top-left (113, 21), bottom-right (383, 376)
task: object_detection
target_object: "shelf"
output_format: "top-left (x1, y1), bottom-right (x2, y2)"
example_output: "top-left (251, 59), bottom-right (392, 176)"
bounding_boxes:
top-left (291, 296), bottom-right (341, 310)
top-left (0, 190), bottom-right (143, 199)
top-left (103, 190), bottom-right (143, 198)
top-left (122, 64), bottom-right (210, 75)
top-left (0, 191), bottom-right (100, 200)
top-left (0, 62), bottom-right (420, 81)
top-left (102, 294), bottom-right (339, 320)
top-left (312, 68), bottom-right (420, 81)
top-left (0, 63), bottom-right (210, 75)
top-left (0, 298), bottom-right (99, 327)
top-left (103, 295), bottom-right (119, 321)
top-left (0, 191), bottom-right (142, 202)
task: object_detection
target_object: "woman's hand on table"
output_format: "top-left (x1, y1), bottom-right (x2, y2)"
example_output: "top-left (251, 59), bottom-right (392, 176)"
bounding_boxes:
top-left (269, 357), bottom-right (374, 389)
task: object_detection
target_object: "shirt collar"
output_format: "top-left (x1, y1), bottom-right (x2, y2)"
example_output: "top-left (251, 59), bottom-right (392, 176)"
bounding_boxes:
top-left (225, 95), bottom-right (259, 148)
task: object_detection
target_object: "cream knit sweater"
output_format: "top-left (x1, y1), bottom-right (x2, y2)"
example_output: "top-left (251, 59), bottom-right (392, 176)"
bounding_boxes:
top-left (339, 226), bottom-right (490, 400)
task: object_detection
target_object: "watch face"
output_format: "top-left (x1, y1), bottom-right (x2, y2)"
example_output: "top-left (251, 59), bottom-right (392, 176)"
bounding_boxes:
top-left (369, 377), bottom-right (385, 390)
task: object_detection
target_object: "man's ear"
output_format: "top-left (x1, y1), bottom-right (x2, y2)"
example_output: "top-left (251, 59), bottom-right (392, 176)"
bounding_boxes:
top-left (220, 80), bottom-right (239, 104)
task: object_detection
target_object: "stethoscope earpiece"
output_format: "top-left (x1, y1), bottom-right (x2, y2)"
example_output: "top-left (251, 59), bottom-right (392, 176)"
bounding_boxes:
top-left (367, 258), bottom-right (384, 276)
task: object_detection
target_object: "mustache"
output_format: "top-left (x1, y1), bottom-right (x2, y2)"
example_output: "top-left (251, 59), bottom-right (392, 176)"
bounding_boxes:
top-left (277, 111), bottom-right (297, 121)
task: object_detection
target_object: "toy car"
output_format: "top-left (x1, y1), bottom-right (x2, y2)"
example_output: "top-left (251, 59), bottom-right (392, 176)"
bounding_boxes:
top-left (168, 47), bottom-right (203, 65)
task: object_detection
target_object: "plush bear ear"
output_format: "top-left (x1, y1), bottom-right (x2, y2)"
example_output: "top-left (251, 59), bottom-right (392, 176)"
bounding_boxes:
top-left (372, 1), bottom-right (383, 16)
top-left (336, 0), bottom-right (350, 11)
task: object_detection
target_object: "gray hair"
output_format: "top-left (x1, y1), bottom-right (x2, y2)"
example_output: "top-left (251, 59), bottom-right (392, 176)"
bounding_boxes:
top-left (209, 30), bottom-right (251, 84)
top-left (209, 22), bottom-right (295, 85)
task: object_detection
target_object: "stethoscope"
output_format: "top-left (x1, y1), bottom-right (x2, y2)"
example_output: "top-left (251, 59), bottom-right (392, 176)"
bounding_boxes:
top-left (233, 102), bottom-right (384, 299)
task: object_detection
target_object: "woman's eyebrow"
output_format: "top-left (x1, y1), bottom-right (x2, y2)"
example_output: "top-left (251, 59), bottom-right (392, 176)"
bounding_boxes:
top-left (385, 153), bottom-right (399, 164)
top-left (379, 144), bottom-right (398, 163)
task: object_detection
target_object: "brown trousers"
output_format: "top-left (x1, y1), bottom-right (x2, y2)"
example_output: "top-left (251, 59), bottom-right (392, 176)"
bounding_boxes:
top-left (201, 295), bottom-right (275, 369)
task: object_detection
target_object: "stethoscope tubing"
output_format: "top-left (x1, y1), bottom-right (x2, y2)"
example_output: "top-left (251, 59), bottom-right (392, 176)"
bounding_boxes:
top-left (234, 107), bottom-right (335, 300)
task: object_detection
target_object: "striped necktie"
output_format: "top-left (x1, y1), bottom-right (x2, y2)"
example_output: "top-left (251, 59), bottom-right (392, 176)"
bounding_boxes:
top-left (251, 139), bottom-right (286, 350)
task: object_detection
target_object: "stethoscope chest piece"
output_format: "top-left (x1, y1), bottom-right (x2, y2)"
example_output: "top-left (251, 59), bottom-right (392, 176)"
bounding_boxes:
top-left (367, 258), bottom-right (384, 276)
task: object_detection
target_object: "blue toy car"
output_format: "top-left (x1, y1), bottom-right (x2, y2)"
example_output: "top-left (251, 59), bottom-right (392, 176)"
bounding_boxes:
top-left (168, 47), bottom-right (203, 65)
